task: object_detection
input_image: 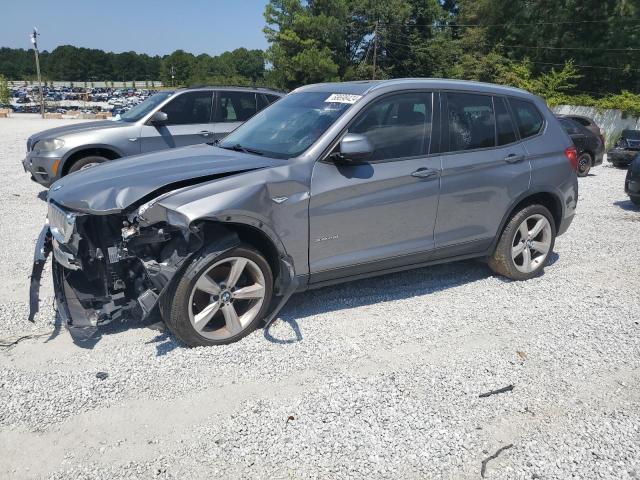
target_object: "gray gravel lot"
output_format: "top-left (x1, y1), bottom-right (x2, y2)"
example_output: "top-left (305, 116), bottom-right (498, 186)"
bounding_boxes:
top-left (0, 115), bottom-right (639, 479)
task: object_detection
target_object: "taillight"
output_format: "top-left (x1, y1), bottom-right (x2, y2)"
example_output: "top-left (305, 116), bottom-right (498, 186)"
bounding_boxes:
top-left (565, 146), bottom-right (578, 171)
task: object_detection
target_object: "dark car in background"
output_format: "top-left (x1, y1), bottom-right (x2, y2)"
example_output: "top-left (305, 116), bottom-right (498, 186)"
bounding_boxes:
top-left (608, 129), bottom-right (640, 167)
top-left (22, 86), bottom-right (284, 187)
top-left (557, 116), bottom-right (604, 177)
top-left (561, 115), bottom-right (603, 139)
top-left (624, 153), bottom-right (640, 206)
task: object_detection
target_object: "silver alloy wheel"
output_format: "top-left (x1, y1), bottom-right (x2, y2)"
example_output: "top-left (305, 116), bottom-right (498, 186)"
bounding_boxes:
top-left (511, 214), bottom-right (552, 273)
top-left (80, 162), bottom-right (100, 170)
top-left (188, 256), bottom-right (266, 340)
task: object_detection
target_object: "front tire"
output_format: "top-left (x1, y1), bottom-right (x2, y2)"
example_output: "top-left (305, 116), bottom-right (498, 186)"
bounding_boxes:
top-left (67, 155), bottom-right (107, 174)
top-left (577, 152), bottom-right (592, 177)
top-left (489, 205), bottom-right (556, 281)
top-left (162, 245), bottom-right (273, 347)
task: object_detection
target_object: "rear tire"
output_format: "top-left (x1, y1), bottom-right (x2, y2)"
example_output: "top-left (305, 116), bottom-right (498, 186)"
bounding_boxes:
top-left (631, 196), bottom-right (640, 207)
top-left (67, 155), bottom-right (107, 174)
top-left (489, 204), bottom-right (556, 281)
top-left (162, 244), bottom-right (273, 347)
top-left (577, 152), bottom-right (592, 177)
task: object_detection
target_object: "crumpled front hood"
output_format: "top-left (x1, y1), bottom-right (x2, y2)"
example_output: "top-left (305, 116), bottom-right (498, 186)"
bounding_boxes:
top-left (48, 144), bottom-right (285, 214)
top-left (29, 120), bottom-right (127, 144)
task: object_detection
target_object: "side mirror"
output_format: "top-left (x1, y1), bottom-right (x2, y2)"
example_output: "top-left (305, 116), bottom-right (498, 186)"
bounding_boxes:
top-left (149, 111), bottom-right (168, 124)
top-left (332, 133), bottom-right (374, 163)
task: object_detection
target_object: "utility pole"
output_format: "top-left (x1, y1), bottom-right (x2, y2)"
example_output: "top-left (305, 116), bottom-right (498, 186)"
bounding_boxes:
top-left (170, 66), bottom-right (176, 87)
top-left (30, 27), bottom-right (45, 118)
top-left (372, 21), bottom-right (378, 80)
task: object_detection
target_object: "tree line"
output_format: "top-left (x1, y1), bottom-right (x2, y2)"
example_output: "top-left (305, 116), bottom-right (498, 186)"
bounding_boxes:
top-left (263, 0), bottom-right (639, 100)
top-left (1, 0), bottom-right (638, 110)
top-left (0, 46), bottom-right (265, 86)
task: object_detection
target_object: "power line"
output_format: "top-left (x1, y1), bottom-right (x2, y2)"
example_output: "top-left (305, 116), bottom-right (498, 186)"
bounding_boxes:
top-left (378, 18), bottom-right (640, 28)
top-left (377, 32), bottom-right (640, 53)
top-left (526, 60), bottom-right (640, 72)
top-left (377, 36), bottom-right (640, 72)
top-left (500, 44), bottom-right (640, 53)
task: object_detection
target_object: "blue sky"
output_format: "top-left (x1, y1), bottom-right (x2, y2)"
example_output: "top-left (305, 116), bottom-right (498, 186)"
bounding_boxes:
top-left (2, 0), bottom-right (270, 56)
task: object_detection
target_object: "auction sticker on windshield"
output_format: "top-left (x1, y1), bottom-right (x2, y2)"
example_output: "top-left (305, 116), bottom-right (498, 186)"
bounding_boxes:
top-left (325, 94), bottom-right (362, 104)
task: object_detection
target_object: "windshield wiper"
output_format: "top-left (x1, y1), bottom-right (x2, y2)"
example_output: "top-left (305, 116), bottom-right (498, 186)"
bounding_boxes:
top-left (218, 143), bottom-right (264, 156)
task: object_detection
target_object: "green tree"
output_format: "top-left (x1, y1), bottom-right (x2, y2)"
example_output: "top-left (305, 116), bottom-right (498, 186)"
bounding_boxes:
top-left (263, 0), bottom-right (342, 89)
top-left (0, 74), bottom-right (10, 106)
top-left (160, 50), bottom-right (196, 86)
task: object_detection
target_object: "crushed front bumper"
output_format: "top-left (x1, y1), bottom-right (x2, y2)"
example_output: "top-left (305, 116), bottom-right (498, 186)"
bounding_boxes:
top-left (29, 224), bottom-right (134, 343)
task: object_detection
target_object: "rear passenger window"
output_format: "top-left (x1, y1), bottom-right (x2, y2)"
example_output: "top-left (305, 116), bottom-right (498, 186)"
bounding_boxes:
top-left (558, 118), bottom-right (579, 135)
top-left (445, 92), bottom-right (495, 151)
top-left (349, 92), bottom-right (433, 161)
top-left (266, 94), bottom-right (281, 104)
top-left (218, 92), bottom-right (257, 122)
top-left (510, 98), bottom-right (544, 139)
top-left (495, 97), bottom-right (517, 145)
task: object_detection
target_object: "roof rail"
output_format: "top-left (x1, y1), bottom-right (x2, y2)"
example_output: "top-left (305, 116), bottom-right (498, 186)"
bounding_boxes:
top-left (184, 84), bottom-right (285, 93)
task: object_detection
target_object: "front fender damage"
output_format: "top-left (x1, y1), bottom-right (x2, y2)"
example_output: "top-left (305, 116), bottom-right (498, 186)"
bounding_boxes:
top-left (29, 214), bottom-right (298, 344)
top-left (28, 217), bottom-right (242, 343)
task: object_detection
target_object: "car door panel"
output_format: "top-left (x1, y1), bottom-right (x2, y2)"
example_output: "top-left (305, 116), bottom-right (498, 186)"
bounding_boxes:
top-left (435, 145), bottom-right (530, 247)
top-left (309, 157), bottom-right (441, 275)
top-left (308, 91), bottom-right (440, 278)
top-left (140, 123), bottom-right (214, 153)
top-left (434, 92), bottom-right (531, 248)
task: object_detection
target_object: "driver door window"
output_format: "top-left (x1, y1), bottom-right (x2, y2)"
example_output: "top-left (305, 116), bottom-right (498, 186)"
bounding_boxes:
top-left (349, 93), bottom-right (433, 160)
top-left (161, 91), bottom-right (213, 125)
top-left (140, 91), bottom-right (214, 153)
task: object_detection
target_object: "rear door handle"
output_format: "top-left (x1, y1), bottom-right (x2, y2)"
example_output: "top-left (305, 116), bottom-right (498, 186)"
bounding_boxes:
top-left (411, 167), bottom-right (439, 179)
top-left (199, 130), bottom-right (214, 137)
top-left (504, 154), bottom-right (526, 164)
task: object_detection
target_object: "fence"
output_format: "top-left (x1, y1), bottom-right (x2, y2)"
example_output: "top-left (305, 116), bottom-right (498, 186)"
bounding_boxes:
top-left (8, 80), bottom-right (164, 88)
top-left (553, 105), bottom-right (640, 149)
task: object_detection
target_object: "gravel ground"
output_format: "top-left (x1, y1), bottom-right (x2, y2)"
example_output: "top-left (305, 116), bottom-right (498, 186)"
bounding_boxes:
top-left (0, 115), bottom-right (639, 480)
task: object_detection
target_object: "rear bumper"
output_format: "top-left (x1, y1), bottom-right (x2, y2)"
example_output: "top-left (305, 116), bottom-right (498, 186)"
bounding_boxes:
top-left (593, 150), bottom-right (604, 166)
top-left (557, 212), bottom-right (575, 236)
top-left (608, 150), bottom-right (638, 166)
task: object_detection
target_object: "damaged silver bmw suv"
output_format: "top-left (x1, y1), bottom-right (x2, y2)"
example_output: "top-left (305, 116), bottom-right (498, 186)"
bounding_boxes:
top-left (30, 79), bottom-right (579, 346)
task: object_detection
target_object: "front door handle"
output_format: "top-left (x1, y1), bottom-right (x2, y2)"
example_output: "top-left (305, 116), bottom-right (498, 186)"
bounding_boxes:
top-left (504, 154), bottom-right (526, 164)
top-left (199, 130), bottom-right (214, 137)
top-left (411, 167), bottom-right (439, 179)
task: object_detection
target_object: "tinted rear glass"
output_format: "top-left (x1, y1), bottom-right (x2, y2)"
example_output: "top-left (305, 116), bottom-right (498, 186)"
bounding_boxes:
top-left (446, 92), bottom-right (496, 152)
top-left (510, 98), bottom-right (544, 139)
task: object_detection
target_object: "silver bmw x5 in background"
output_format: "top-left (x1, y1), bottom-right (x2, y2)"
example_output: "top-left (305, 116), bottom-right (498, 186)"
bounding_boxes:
top-left (30, 79), bottom-right (579, 346)
top-left (22, 86), bottom-right (283, 186)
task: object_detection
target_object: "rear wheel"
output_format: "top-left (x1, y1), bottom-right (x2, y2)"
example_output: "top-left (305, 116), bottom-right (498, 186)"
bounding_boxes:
top-left (631, 196), bottom-right (640, 206)
top-left (163, 245), bottom-right (273, 347)
top-left (67, 155), bottom-right (107, 174)
top-left (489, 205), bottom-right (556, 281)
top-left (577, 152), bottom-right (592, 177)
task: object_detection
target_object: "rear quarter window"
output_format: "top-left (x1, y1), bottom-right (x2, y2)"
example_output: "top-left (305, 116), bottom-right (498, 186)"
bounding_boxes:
top-left (509, 98), bottom-right (544, 139)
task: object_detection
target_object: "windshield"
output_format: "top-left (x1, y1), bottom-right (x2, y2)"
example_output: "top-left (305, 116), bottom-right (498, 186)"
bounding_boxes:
top-left (118, 91), bottom-right (174, 122)
top-left (622, 130), bottom-right (640, 140)
top-left (218, 92), bottom-right (358, 159)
